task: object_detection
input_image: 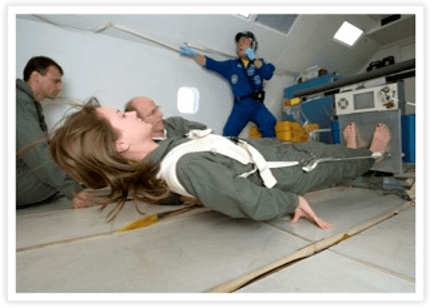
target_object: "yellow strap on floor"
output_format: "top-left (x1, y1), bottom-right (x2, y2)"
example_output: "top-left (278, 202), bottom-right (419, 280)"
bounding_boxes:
top-left (116, 204), bottom-right (204, 233)
top-left (116, 214), bottom-right (159, 233)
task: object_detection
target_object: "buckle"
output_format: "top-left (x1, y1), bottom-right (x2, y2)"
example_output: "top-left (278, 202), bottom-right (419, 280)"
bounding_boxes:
top-left (228, 136), bottom-right (240, 144)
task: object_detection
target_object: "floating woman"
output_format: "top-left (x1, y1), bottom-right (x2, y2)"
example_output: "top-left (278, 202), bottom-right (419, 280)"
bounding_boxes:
top-left (49, 98), bottom-right (390, 229)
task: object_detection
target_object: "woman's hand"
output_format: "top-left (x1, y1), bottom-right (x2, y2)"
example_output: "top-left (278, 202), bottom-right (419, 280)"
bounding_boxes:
top-left (290, 196), bottom-right (333, 230)
top-left (178, 195), bottom-right (203, 207)
top-left (72, 191), bottom-right (91, 209)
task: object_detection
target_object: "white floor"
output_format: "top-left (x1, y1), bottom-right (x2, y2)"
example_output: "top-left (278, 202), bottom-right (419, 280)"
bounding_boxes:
top-left (15, 186), bottom-right (416, 296)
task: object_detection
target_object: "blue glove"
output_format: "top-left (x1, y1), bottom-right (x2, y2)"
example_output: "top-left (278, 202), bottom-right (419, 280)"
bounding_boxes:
top-left (244, 47), bottom-right (256, 61)
top-left (179, 46), bottom-right (196, 57)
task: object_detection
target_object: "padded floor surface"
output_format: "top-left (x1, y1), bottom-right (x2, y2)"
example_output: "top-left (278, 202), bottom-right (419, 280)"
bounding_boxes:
top-left (15, 187), bottom-right (415, 295)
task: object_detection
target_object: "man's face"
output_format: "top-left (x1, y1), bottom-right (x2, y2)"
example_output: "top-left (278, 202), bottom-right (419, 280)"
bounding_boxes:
top-left (236, 36), bottom-right (253, 58)
top-left (130, 97), bottom-right (165, 136)
top-left (38, 66), bottom-right (62, 100)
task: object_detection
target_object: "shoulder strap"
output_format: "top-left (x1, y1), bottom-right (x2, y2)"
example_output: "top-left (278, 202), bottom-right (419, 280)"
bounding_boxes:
top-left (157, 132), bottom-right (253, 197)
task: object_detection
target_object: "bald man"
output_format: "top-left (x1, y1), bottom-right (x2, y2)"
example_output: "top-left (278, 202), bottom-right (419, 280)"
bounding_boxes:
top-left (125, 96), bottom-right (208, 140)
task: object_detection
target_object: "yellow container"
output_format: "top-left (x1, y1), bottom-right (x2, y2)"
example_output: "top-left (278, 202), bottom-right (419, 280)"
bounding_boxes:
top-left (291, 132), bottom-right (309, 143)
top-left (276, 130), bottom-right (309, 143)
top-left (249, 125), bottom-right (262, 138)
top-left (283, 97), bottom-right (301, 106)
top-left (291, 121), bottom-right (304, 132)
top-left (275, 121), bottom-right (304, 132)
top-left (275, 121), bottom-right (309, 142)
top-left (250, 121), bottom-right (315, 142)
top-left (276, 130), bottom-right (292, 141)
top-left (304, 123), bottom-right (319, 133)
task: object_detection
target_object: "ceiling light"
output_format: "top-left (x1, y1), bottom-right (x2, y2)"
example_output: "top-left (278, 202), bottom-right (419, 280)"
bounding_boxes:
top-left (333, 21), bottom-right (363, 47)
top-left (237, 13), bottom-right (251, 19)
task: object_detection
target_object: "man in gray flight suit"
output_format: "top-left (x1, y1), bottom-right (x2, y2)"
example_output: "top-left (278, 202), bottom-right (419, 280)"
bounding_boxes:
top-left (16, 56), bottom-right (90, 208)
top-left (124, 95), bottom-right (208, 140)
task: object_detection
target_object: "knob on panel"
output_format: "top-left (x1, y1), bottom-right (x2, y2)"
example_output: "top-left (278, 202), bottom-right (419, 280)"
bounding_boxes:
top-left (338, 98), bottom-right (349, 110)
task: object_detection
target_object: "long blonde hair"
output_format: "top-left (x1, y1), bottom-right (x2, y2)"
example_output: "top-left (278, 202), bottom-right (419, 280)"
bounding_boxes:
top-left (49, 98), bottom-right (171, 220)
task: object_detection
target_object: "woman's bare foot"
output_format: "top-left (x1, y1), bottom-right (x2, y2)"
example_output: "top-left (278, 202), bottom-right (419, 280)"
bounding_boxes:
top-left (290, 196), bottom-right (333, 230)
top-left (369, 123), bottom-right (391, 162)
top-left (343, 122), bottom-right (359, 149)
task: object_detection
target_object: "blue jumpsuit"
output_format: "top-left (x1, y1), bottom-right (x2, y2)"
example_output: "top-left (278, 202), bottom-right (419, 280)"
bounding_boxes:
top-left (205, 57), bottom-right (277, 137)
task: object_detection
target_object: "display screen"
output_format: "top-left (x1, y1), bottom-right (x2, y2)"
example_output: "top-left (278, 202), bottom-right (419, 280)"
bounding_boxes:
top-left (354, 92), bottom-right (375, 110)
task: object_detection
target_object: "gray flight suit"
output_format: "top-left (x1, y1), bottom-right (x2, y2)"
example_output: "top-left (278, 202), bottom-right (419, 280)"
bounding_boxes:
top-left (163, 117), bottom-right (208, 138)
top-left (146, 136), bottom-right (374, 221)
top-left (153, 117), bottom-right (208, 205)
top-left (16, 79), bottom-right (82, 207)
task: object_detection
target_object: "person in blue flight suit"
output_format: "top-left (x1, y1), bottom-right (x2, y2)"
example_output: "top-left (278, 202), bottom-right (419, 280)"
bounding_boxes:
top-left (179, 31), bottom-right (277, 138)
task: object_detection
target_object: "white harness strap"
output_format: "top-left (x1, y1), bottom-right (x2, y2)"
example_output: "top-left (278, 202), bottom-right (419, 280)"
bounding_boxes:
top-left (156, 129), bottom-right (301, 197)
top-left (157, 129), bottom-right (384, 197)
top-left (157, 129), bottom-right (251, 197)
top-left (236, 140), bottom-right (301, 188)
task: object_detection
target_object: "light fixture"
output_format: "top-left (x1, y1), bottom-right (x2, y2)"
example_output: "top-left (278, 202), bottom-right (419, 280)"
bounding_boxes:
top-left (333, 21), bottom-right (363, 47)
